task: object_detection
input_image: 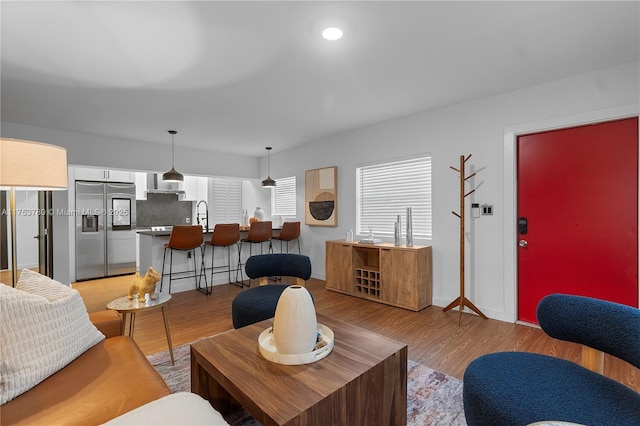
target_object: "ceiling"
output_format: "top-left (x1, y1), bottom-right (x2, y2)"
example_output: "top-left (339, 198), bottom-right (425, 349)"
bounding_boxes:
top-left (2, 1), bottom-right (638, 157)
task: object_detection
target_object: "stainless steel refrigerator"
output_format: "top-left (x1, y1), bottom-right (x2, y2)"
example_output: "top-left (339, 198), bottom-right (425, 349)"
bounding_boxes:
top-left (75, 181), bottom-right (136, 280)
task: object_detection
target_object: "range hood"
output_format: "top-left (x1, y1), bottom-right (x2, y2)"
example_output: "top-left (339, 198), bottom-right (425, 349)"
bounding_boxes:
top-left (146, 174), bottom-right (186, 197)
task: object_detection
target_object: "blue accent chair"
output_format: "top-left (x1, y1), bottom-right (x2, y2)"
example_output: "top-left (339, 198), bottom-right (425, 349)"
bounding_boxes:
top-left (463, 293), bottom-right (640, 426)
top-left (231, 253), bottom-right (312, 329)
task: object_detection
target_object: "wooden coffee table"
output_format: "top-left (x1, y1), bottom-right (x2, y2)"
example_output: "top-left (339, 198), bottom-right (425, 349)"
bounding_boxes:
top-left (191, 313), bottom-right (407, 426)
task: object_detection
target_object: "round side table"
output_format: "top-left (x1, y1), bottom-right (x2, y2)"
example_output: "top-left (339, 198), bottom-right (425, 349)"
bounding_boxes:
top-left (107, 293), bottom-right (174, 365)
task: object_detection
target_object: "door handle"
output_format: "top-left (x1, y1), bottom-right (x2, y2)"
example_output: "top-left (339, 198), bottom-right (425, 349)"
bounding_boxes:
top-left (519, 239), bottom-right (528, 248)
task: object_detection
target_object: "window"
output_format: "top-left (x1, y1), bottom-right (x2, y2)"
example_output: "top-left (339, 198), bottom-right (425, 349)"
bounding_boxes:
top-left (271, 176), bottom-right (296, 217)
top-left (210, 177), bottom-right (241, 224)
top-left (356, 155), bottom-right (432, 238)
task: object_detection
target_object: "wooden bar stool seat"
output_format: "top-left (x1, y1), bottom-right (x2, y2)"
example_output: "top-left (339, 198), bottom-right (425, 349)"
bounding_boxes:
top-left (205, 223), bottom-right (243, 288)
top-left (240, 221), bottom-right (273, 286)
top-left (160, 225), bottom-right (208, 295)
top-left (273, 221), bottom-right (301, 254)
top-left (241, 221), bottom-right (273, 256)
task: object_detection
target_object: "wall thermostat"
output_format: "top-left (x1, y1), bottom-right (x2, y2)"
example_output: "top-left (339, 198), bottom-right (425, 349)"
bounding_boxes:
top-left (471, 203), bottom-right (480, 218)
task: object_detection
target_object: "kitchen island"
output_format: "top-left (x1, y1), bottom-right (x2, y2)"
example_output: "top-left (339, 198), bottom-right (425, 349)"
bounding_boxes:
top-left (137, 226), bottom-right (280, 294)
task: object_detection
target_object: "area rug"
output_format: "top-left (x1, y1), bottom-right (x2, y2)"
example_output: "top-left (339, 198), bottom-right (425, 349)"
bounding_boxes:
top-left (147, 342), bottom-right (466, 426)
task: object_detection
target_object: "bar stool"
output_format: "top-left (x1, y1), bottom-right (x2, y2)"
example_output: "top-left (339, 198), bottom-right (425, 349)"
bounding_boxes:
top-left (241, 221), bottom-right (273, 256)
top-left (272, 221), bottom-right (301, 254)
top-left (240, 221), bottom-right (273, 286)
top-left (204, 223), bottom-right (243, 288)
top-left (160, 225), bottom-right (209, 295)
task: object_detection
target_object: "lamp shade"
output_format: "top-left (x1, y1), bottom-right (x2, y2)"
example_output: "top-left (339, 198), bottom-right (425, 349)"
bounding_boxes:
top-left (1, 138), bottom-right (68, 189)
top-left (162, 168), bottom-right (184, 182)
top-left (261, 176), bottom-right (276, 187)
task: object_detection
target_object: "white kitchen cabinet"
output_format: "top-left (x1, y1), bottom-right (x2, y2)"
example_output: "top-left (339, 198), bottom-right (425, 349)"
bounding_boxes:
top-left (73, 167), bottom-right (134, 183)
top-left (135, 172), bottom-right (147, 200)
top-left (183, 175), bottom-right (208, 201)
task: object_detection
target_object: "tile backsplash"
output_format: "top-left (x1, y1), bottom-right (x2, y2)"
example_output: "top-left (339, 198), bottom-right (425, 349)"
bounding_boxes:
top-left (136, 193), bottom-right (193, 228)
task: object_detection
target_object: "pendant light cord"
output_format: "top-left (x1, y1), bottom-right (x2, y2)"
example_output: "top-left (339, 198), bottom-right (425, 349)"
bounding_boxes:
top-left (169, 130), bottom-right (177, 168)
top-left (267, 146), bottom-right (271, 176)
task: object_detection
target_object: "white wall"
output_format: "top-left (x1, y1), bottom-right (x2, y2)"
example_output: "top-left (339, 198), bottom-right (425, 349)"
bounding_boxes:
top-left (52, 189), bottom-right (70, 284)
top-left (0, 123), bottom-right (261, 283)
top-left (242, 180), bottom-right (272, 222)
top-left (0, 123), bottom-right (259, 179)
top-left (264, 61), bottom-right (639, 322)
top-left (3, 188), bottom-right (70, 284)
top-left (2, 61), bottom-right (637, 321)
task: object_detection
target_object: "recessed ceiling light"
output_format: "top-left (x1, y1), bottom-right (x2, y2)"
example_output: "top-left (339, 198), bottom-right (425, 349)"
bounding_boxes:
top-left (322, 27), bottom-right (343, 41)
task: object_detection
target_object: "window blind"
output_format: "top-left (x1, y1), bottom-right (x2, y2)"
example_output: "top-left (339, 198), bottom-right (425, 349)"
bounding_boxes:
top-left (356, 156), bottom-right (432, 238)
top-left (272, 176), bottom-right (296, 217)
top-left (210, 177), bottom-right (242, 224)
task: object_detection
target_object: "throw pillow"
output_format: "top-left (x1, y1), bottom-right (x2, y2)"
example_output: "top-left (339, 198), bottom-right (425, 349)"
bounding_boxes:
top-left (0, 270), bottom-right (105, 404)
top-left (16, 268), bottom-right (79, 302)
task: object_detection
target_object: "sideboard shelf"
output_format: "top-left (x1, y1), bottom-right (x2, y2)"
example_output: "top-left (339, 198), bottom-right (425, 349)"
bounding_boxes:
top-left (325, 240), bottom-right (432, 311)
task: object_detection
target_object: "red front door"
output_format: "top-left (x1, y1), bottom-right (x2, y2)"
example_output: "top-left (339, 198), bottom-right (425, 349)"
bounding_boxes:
top-left (517, 117), bottom-right (638, 323)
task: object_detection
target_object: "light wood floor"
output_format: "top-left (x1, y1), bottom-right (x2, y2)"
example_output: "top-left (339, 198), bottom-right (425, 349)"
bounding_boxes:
top-left (73, 274), bottom-right (639, 392)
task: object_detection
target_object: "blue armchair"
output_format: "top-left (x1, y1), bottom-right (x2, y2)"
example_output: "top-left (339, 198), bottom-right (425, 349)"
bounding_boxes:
top-left (231, 253), bottom-right (312, 329)
top-left (463, 293), bottom-right (640, 425)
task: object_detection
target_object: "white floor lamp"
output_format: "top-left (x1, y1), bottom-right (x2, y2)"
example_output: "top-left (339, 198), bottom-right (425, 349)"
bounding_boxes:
top-left (1, 138), bottom-right (67, 286)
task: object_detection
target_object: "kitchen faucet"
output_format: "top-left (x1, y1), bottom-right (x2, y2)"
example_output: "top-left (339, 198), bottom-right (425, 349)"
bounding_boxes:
top-left (196, 200), bottom-right (209, 232)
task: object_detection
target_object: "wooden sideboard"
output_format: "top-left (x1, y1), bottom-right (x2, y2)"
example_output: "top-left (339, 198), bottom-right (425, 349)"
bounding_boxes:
top-left (325, 240), bottom-right (432, 311)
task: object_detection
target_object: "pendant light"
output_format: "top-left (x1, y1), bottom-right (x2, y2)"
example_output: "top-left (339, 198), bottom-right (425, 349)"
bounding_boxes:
top-left (163, 130), bottom-right (184, 182)
top-left (261, 146), bottom-right (276, 187)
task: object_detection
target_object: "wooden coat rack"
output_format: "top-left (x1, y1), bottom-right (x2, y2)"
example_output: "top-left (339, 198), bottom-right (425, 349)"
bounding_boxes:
top-left (443, 154), bottom-right (487, 325)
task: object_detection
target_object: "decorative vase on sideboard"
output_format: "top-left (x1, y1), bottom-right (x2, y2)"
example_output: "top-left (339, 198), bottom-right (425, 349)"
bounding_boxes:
top-left (394, 214), bottom-right (402, 246)
top-left (406, 207), bottom-right (413, 247)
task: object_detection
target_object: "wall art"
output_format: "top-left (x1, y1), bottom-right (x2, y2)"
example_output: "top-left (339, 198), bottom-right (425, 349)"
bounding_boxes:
top-left (305, 166), bottom-right (337, 227)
